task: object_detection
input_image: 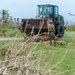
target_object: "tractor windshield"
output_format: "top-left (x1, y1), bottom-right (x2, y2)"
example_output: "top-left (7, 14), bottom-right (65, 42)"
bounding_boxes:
top-left (38, 5), bottom-right (50, 18)
top-left (38, 5), bottom-right (58, 20)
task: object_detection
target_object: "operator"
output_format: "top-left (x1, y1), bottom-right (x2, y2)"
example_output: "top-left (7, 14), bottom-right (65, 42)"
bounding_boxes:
top-left (47, 19), bottom-right (56, 46)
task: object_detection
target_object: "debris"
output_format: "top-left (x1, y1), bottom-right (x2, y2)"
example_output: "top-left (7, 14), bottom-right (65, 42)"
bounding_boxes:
top-left (0, 41), bottom-right (40, 75)
top-left (56, 40), bottom-right (67, 45)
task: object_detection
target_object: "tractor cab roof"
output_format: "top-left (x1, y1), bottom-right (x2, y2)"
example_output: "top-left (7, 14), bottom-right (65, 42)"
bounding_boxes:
top-left (37, 4), bottom-right (58, 7)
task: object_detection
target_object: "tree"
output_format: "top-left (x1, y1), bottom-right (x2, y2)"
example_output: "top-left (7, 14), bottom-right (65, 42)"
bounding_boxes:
top-left (17, 18), bottom-right (19, 24)
top-left (0, 9), bottom-right (10, 36)
top-left (0, 9), bottom-right (9, 23)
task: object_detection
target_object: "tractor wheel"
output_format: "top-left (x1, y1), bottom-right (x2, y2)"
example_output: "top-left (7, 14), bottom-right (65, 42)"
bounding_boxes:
top-left (58, 25), bottom-right (64, 37)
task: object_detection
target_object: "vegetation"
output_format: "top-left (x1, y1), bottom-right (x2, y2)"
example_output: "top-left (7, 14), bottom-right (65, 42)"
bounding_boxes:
top-left (0, 32), bottom-right (75, 75)
top-left (0, 23), bottom-right (10, 36)
top-left (66, 25), bottom-right (75, 31)
top-left (0, 9), bottom-right (10, 22)
top-left (64, 31), bottom-right (75, 37)
top-left (6, 28), bottom-right (25, 37)
top-left (0, 9), bottom-right (11, 36)
top-left (0, 9), bottom-right (20, 37)
top-left (0, 9), bottom-right (75, 75)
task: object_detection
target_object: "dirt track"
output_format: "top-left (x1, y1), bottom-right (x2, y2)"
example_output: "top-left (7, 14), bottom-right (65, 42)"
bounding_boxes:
top-left (0, 38), bottom-right (23, 40)
top-left (63, 36), bottom-right (75, 38)
top-left (0, 36), bottom-right (75, 41)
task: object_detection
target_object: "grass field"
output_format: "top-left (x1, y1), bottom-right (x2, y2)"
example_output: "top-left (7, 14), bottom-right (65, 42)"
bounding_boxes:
top-left (0, 32), bottom-right (75, 75)
top-left (64, 31), bottom-right (75, 37)
top-left (27, 37), bottom-right (75, 75)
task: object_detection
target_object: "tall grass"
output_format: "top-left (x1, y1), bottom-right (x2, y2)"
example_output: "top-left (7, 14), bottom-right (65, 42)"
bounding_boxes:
top-left (0, 34), bottom-right (75, 75)
top-left (0, 22), bottom-right (75, 75)
top-left (0, 36), bottom-right (41, 75)
top-left (66, 25), bottom-right (75, 31)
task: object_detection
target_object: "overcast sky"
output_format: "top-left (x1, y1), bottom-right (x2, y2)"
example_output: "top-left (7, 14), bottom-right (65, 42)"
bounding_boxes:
top-left (0, 0), bottom-right (75, 22)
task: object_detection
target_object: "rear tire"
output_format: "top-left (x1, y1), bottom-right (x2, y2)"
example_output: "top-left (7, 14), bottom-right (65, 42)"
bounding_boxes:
top-left (58, 25), bottom-right (64, 37)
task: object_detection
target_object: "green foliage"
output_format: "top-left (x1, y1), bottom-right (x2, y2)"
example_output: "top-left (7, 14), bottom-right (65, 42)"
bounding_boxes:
top-left (64, 31), bottom-right (75, 37)
top-left (0, 9), bottom-right (12, 36)
top-left (6, 28), bottom-right (25, 37)
top-left (0, 37), bottom-right (75, 75)
top-left (26, 38), bottom-right (75, 75)
top-left (7, 29), bottom-right (17, 37)
top-left (66, 25), bottom-right (75, 31)
top-left (0, 9), bottom-right (9, 22)
top-left (0, 23), bottom-right (10, 35)
top-left (0, 24), bottom-right (25, 37)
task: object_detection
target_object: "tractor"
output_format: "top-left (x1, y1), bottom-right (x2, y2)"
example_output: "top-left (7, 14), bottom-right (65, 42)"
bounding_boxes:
top-left (21, 4), bottom-right (65, 37)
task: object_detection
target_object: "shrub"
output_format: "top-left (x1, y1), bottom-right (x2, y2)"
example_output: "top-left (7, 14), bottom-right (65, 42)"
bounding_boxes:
top-left (6, 28), bottom-right (26, 37)
top-left (0, 23), bottom-right (10, 36)
top-left (66, 25), bottom-right (75, 31)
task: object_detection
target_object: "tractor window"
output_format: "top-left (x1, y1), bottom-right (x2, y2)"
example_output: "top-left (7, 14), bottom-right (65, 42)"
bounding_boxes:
top-left (38, 6), bottom-right (42, 17)
top-left (43, 6), bottom-right (50, 18)
top-left (50, 7), bottom-right (53, 17)
top-left (38, 6), bottom-right (50, 18)
top-left (54, 6), bottom-right (58, 18)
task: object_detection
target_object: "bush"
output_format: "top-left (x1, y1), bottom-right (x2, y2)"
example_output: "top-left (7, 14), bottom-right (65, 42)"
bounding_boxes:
top-left (66, 25), bottom-right (75, 31)
top-left (0, 23), bottom-right (25, 37)
top-left (0, 23), bottom-right (10, 36)
top-left (6, 28), bottom-right (26, 37)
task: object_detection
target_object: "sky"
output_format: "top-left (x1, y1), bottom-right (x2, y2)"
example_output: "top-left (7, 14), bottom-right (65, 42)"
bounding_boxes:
top-left (0, 0), bottom-right (75, 23)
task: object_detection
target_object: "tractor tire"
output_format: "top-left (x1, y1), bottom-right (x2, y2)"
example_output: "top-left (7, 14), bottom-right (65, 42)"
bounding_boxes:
top-left (58, 25), bottom-right (64, 37)
top-left (58, 15), bottom-right (64, 25)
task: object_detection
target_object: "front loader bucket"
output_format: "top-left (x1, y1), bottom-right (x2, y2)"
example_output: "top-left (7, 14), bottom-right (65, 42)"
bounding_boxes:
top-left (22, 19), bottom-right (48, 35)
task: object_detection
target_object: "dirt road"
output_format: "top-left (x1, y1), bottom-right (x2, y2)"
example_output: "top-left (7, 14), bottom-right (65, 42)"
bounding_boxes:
top-left (0, 38), bottom-right (23, 41)
top-left (0, 36), bottom-right (75, 41)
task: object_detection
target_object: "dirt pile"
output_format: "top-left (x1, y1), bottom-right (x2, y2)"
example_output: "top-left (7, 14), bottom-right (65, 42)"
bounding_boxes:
top-left (23, 35), bottom-right (49, 42)
top-left (34, 35), bottom-right (49, 42)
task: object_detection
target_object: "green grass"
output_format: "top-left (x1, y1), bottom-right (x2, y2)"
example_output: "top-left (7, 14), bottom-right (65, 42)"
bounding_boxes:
top-left (0, 32), bottom-right (75, 75)
top-left (0, 28), bottom-right (26, 37)
top-left (66, 25), bottom-right (75, 31)
top-left (16, 38), bottom-right (75, 75)
top-left (6, 28), bottom-right (26, 37)
top-left (33, 38), bottom-right (75, 75)
top-left (64, 31), bottom-right (75, 37)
